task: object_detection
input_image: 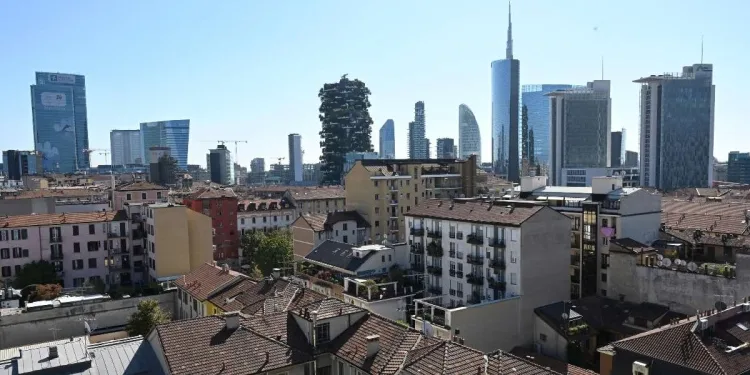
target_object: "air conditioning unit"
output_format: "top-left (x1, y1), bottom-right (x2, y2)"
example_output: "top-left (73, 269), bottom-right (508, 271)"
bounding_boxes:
top-left (699, 318), bottom-right (709, 331)
top-left (632, 361), bottom-right (649, 375)
top-left (743, 303), bottom-right (750, 313)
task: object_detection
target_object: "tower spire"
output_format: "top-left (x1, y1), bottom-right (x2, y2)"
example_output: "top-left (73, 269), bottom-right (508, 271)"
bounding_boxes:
top-left (506, 1), bottom-right (513, 59)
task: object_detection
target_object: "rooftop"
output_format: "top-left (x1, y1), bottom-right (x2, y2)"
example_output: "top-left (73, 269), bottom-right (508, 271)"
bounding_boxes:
top-left (298, 211), bottom-right (371, 232)
top-left (289, 186), bottom-right (345, 201)
top-left (0, 188), bottom-right (107, 200)
top-left (185, 186), bottom-right (238, 200)
top-left (406, 199), bottom-right (546, 227)
top-left (174, 262), bottom-right (246, 301)
top-left (207, 277), bottom-right (326, 315)
top-left (304, 240), bottom-right (378, 273)
top-left (0, 210), bottom-right (128, 228)
top-left (115, 181), bottom-right (168, 192)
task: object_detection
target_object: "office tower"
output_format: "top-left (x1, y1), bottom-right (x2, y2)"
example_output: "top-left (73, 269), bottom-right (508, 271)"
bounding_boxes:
top-left (436, 138), bottom-right (455, 159)
top-left (636, 64), bottom-right (715, 190)
top-left (249, 158), bottom-right (266, 185)
top-left (624, 151), bottom-right (638, 168)
top-left (458, 104), bottom-right (481, 164)
top-left (548, 80), bottom-right (612, 185)
top-left (379, 119), bottom-right (396, 159)
top-left (318, 75), bottom-right (374, 184)
top-left (408, 102), bottom-right (427, 159)
top-left (110, 130), bottom-right (143, 166)
top-left (31, 72), bottom-right (89, 172)
top-left (288, 133), bottom-right (303, 182)
top-left (610, 130), bottom-right (625, 167)
top-left (521, 85), bottom-right (574, 170)
top-left (149, 147), bottom-right (176, 185)
top-left (728, 152), bottom-right (750, 184)
top-left (206, 144), bottom-right (234, 185)
top-left (2, 150), bottom-right (43, 180)
top-left (140, 120), bottom-right (191, 170)
top-left (491, 4), bottom-right (520, 181)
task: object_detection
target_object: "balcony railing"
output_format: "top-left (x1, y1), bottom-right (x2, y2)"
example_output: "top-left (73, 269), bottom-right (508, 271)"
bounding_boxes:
top-left (426, 242), bottom-right (444, 257)
top-left (427, 265), bottom-right (443, 276)
top-left (426, 229), bottom-right (442, 239)
top-left (410, 243), bottom-right (425, 254)
top-left (601, 262), bottom-right (610, 269)
top-left (411, 263), bottom-right (424, 272)
top-left (466, 273), bottom-right (484, 285)
top-left (410, 227), bottom-right (424, 236)
top-left (133, 246), bottom-right (145, 255)
top-left (468, 292), bottom-right (481, 304)
top-left (456, 232), bottom-right (464, 240)
top-left (50, 235), bottom-right (63, 244)
top-left (488, 277), bottom-right (506, 291)
top-left (109, 247), bottom-right (129, 255)
top-left (455, 270), bottom-right (464, 278)
top-left (51, 252), bottom-right (64, 260)
top-left (467, 233), bottom-right (484, 245)
top-left (108, 232), bottom-right (125, 238)
top-left (467, 254), bottom-right (484, 265)
top-left (489, 238), bottom-right (506, 248)
top-left (427, 285), bottom-right (442, 295)
top-left (490, 258), bottom-right (506, 270)
top-left (133, 230), bottom-right (146, 240)
top-left (133, 266), bottom-right (145, 273)
top-left (571, 276), bottom-right (580, 284)
top-left (389, 200), bottom-right (398, 206)
top-left (389, 185), bottom-right (398, 192)
top-left (109, 263), bottom-right (131, 271)
top-left (449, 250), bottom-right (456, 258)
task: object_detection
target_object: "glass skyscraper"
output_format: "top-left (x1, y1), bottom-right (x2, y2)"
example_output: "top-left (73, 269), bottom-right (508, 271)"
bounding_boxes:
top-left (140, 120), bottom-right (191, 169)
top-left (521, 84), bottom-right (573, 169)
top-left (491, 4), bottom-right (520, 181)
top-left (110, 130), bottom-right (143, 165)
top-left (31, 72), bottom-right (89, 173)
top-left (458, 104), bottom-right (481, 164)
top-left (379, 119), bottom-right (395, 159)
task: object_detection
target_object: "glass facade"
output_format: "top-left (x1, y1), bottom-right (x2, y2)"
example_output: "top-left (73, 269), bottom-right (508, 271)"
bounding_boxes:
top-left (110, 130), bottom-right (143, 165)
top-left (379, 119), bottom-right (395, 159)
top-left (521, 84), bottom-right (573, 168)
top-left (491, 59), bottom-right (520, 181)
top-left (139, 120), bottom-right (190, 169)
top-left (458, 104), bottom-right (481, 164)
top-left (31, 72), bottom-right (89, 173)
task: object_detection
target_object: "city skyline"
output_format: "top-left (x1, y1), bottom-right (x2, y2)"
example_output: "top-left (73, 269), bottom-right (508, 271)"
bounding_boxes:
top-left (0, 1), bottom-right (746, 168)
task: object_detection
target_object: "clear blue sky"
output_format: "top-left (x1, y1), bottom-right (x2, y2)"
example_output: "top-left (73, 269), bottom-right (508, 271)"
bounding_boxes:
top-left (1, 0), bottom-right (747, 167)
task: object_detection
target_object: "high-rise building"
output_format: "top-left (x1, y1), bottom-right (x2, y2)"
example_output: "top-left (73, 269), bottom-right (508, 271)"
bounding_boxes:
top-left (2, 150), bottom-right (43, 180)
top-left (379, 119), bottom-right (396, 159)
top-left (149, 147), bottom-right (176, 185)
top-left (110, 130), bottom-right (143, 166)
top-left (408, 102), bottom-right (427, 159)
top-left (140, 120), bottom-right (191, 170)
top-left (624, 151), bottom-right (639, 168)
top-left (728, 152), bottom-right (750, 184)
top-left (458, 104), bottom-right (481, 164)
top-left (31, 72), bottom-right (89, 173)
top-left (491, 4), bottom-right (520, 181)
top-left (548, 80), bottom-right (612, 186)
top-left (610, 130), bottom-right (625, 167)
top-left (636, 64), bottom-right (715, 190)
top-left (425, 138), bottom-right (431, 159)
top-left (521, 85), bottom-right (574, 169)
top-left (436, 138), bottom-right (455, 159)
top-left (206, 144), bottom-right (234, 185)
top-left (288, 133), bottom-right (303, 182)
top-left (249, 158), bottom-right (266, 185)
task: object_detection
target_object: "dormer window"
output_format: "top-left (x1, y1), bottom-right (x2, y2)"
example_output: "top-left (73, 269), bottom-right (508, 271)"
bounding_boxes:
top-left (315, 322), bottom-right (330, 344)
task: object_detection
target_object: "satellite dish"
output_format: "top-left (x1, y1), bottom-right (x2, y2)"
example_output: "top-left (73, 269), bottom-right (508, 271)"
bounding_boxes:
top-left (657, 254), bottom-right (664, 261)
top-left (657, 259), bottom-right (663, 267)
top-left (562, 312), bottom-right (569, 320)
top-left (716, 301), bottom-right (728, 311)
top-left (688, 262), bottom-right (698, 272)
top-left (662, 258), bottom-right (672, 268)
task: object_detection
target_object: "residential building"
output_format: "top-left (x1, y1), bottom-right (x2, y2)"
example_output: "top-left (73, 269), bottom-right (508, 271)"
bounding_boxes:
top-left (1, 150), bottom-right (43, 180)
top-left (404, 199), bottom-right (570, 352)
top-left (345, 156), bottom-right (478, 243)
top-left (173, 262), bottom-right (246, 319)
top-left (183, 187), bottom-right (240, 264)
top-left (31, 72), bottom-right (89, 172)
top-left (623, 150), bottom-right (638, 168)
top-left (521, 85), bottom-right (574, 169)
top-left (291, 211), bottom-right (371, 258)
top-left (237, 197), bottom-right (296, 234)
top-left (379, 119), bottom-right (395, 159)
top-left (110, 129), bottom-right (143, 166)
top-left (288, 133), bottom-right (303, 182)
top-left (112, 181), bottom-right (169, 210)
top-left (610, 130), bottom-right (624, 167)
top-left (143, 203), bottom-right (213, 282)
top-left (343, 151), bottom-right (379, 180)
top-left (561, 167), bottom-right (640, 188)
top-left (506, 176), bottom-right (662, 300)
top-left (728, 151), bottom-right (750, 184)
top-left (140, 119), bottom-right (191, 170)
top-left (436, 138), bottom-right (455, 159)
top-left (547, 80), bottom-right (612, 186)
top-left (249, 157), bottom-right (266, 184)
top-left (636, 63), bottom-right (715, 190)
top-left (408, 101), bottom-right (427, 159)
top-left (285, 186), bottom-right (346, 215)
top-left (491, 5), bottom-right (520, 181)
top-left (458, 104), bottom-right (481, 164)
top-left (206, 144), bottom-right (234, 185)
top-left (0, 211), bottom-right (131, 288)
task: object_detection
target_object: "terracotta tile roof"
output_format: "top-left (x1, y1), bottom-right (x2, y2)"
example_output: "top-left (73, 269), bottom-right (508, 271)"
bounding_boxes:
top-left (293, 297), bottom-right (363, 320)
top-left (208, 278), bottom-right (327, 315)
top-left (406, 199), bottom-right (546, 227)
top-left (0, 210), bottom-right (127, 228)
top-left (185, 187), bottom-right (238, 200)
top-left (510, 347), bottom-right (598, 375)
top-left (300, 213), bottom-right (328, 232)
top-left (237, 198), bottom-right (294, 211)
top-left (298, 211), bottom-right (371, 233)
top-left (174, 262), bottom-right (246, 301)
top-left (290, 186), bottom-right (345, 201)
top-left (155, 315), bottom-right (313, 375)
top-left (115, 181), bottom-right (169, 191)
top-left (1, 188), bottom-right (107, 200)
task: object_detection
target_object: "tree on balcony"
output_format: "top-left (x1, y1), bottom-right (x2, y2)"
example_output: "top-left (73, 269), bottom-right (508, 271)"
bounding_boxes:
top-left (13, 261), bottom-right (58, 289)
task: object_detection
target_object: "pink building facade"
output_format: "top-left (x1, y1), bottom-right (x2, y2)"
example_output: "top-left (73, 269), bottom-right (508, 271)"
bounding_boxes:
top-left (112, 181), bottom-right (169, 211)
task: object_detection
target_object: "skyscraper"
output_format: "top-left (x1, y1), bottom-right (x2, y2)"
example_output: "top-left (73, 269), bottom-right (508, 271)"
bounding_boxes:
top-left (636, 64), bottom-right (715, 190)
top-left (379, 119), bottom-right (396, 159)
top-left (610, 130), bottom-right (625, 167)
top-left (491, 3), bottom-right (520, 181)
top-left (728, 152), bottom-right (750, 184)
top-left (458, 104), bottom-right (481, 164)
top-left (2, 150), bottom-right (43, 180)
top-left (110, 130), bottom-right (143, 166)
top-left (408, 102), bottom-right (427, 159)
top-left (521, 85), bottom-right (573, 169)
top-left (548, 80), bottom-right (612, 185)
top-left (288, 133), bottom-right (303, 182)
top-left (207, 144), bottom-right (234, 185)
top-left (31, 72), bottom-right (89, 172)
top-left (436, 138), bottom-right (456, 159)
top-left (140, 120), bottom-right (191, 170)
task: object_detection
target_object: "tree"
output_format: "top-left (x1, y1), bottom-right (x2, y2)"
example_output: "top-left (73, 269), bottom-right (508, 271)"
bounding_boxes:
top-left (318, 75), bottom-right (374, 184)
top-left (255, 230), bottom-right (293, 276)
top-left (240, 230), bottom-right (267, 270)
top-left (521, 104), bottom-right (529, 160)
top-left (30, 284), bottom-right (62, 302)
top-left (126, 299), bottom-right (170, 337)
top-left (12, 261), bottom-right (59, 288)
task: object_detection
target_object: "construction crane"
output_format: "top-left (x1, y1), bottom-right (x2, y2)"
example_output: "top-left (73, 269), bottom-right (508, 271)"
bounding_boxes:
top-left (276, 157), bottom-right (286, 166)
top-left (82, 148), bottom-right (111, 166)
top-left (202, 140), bottom-right (248, 159)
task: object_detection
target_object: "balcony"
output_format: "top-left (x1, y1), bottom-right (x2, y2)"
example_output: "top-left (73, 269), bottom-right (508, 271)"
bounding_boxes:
top-left (426, 229), bottom-right (442, 239)
top-left (133, 246), bottom-right (145, 256)
top-left (133, 266), bottom-right (145, 273)
top-left (455, 270), bottom-right (464, 278)
top-left (449, 231), bottom-right (456, 239)
top-left (466, 273), bottom-right (484, 285)
top-left (449, 250), bottom-right (456, 258)
top-left (466, 233), bottom-right (484, 245)
top-left (467, 254), bottom-right (484, 265)
top-left (468, 292), bottom-right (481, 305)
top-left (108, 231), bottom-right (125, 238)
top-left (490, 258), bottom-right (506, 270)
top-left (132, 230), bottom-right (146, 240)
top-left (488, 277), bottom-right (506, 291)
top-left (410, 243), bottom-right (424, 254)
top-left (456, 232), bottom-right (464, 240)
top-left (449, 269), bottom-right (456, 277)
top-left (109, 263), bottom-right (131, 271)
top-left (51, 252), bottom-right (64, 260)
top-left (410, 263), bottom-right (424, 272)
top-left (389, 200), bottom-right (398, 206)
top-left (109, 247), bottom-right (129, 255)
top-left (410, 227), bottom-right (424, 236)
top-left (427, 265), bottom-right (443, 276)
top-left (388, 185), bottom-right (399, 192)
top-left (427, 285), bottom-right (443, 295)
top-left (489, 238), bottom-right (506, 248)
top-left (571, 275), bottom-right (580, 284)
top-left (601, 262), bottom-right (610, 270)
top-left (426, 242), bottom-right (444, 257)
top-left (570, 254), bottom-right (580, 265)
top-left (50, 235), bottom-right (63, 244)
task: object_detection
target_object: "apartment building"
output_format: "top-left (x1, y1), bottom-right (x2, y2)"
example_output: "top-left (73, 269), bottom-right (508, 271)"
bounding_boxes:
top-left (291, 211), bottom-right (371, 259)
top-left (0, 211), bottom-right (131, 288)
top-left (173, 262), bottom-right (246, 319)
top-left (183, 187), bottom-right (239, 264)
top-left (505, 176), bottom-right (662, 300)
top-left (237, 198), bottom-right (296, 234)
top-left (112, 181), bottom-right (169, 210)
top-left (404, 199), bottom-right (570, 352)
top-left (345, 155), bottom-right (477, 243)
top-left (143, 203), bottom-right (213, 282)
top-left (284, 186), bottom-right (345, 215)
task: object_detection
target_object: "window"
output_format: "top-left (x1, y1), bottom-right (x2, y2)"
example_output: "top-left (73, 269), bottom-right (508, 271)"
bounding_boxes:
top-left (1, 267), bottom-right (10, 277)
top-left (263, 217), bottom-right (267, 223)
top-left (343, 223), bottom-right (348, 231)
top-left (0, 248), bottom-right (8, 259)
top-left (601, 273), bottom-right (607, 282)
top-left (73, 225), bottom-right (79, 236)
top-left (601, 289), bottom-right (607, 296)
top-left (510, 251), bottom-right (517, 263)
top-left (14, 265), bottom-right (21, 275)
top-left (374, 181), bottom-right (378, 187)
top-left (315, 322), bottom-right (330, 343)
top-left (382, 255), bottom-right (385, 262)
top-left (157, 192), bottom-right (163, 199)
top-left (286, 215), bottom-right (290, 221)
top-left (141, 193), bottom-right (147, 199)
top-left (375, 221), bottom-right (380, 227)
top-left (252, 217), bottom-right (256, 224)
top-left (241, 218), bottom-right (245, 225)
top-left (126, 193), bottom-right (132, 201)
top-left (88, 224), bottom-right (95, 235)
top-left (510, 273), bottom-right (517, 285)
top-left (539, 333), bottom-right (547, 342)
top-left (343, 235), bottom-right (348, 243)
top-left (88, 258), bottom-right (97, 268)
top-left (274, 216), bottom-right (278, 222)
top-left (72, 259), bottom-right (84, 270)
top-left (388, 254), bottom-right (392, 261)
top-left (193, 299), bottom-right (198, 311)
top-left (87, 241), bottom-right (99, 252)
top-left (375, 207), bottom-right (380, 214)
top-left (375, 194), bottom-right (379, 200)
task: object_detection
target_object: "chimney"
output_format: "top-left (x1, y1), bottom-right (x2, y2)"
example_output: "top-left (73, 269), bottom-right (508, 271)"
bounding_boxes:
top-left (48, 346), bottom-right (58, 359)
top-left (224, 311), bottom-right (240, 331)
top-left (272, 268), bottom-right (281, 279)
top-left (222, 263), bottom-right (230, 273)
top-left (366, 334), bottom-right (380, 358)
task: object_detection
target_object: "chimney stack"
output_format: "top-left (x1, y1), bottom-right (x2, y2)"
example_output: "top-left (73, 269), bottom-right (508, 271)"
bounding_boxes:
top-left (272, 268), bottom-right (281, 279)
top-left (48, 346), bottom-right (58, 359)
top-left (366, 334), bottom-right (381, 358)
top-left (224, 311), bottom-right (240, 331)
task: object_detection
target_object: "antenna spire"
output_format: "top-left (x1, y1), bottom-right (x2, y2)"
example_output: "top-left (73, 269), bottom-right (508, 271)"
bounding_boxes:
top-left (506, 1), bottom-right (513, 59)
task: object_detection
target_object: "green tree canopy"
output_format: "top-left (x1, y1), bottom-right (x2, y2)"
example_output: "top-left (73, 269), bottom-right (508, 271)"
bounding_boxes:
top-left (126, 299), bottom-right (170, 337)
top-left (255, 230), bottom-right (293, 276)
top-left (12, 261), bottom-right (59, 288)
top-left (240, 230), bottom-right (266, 270)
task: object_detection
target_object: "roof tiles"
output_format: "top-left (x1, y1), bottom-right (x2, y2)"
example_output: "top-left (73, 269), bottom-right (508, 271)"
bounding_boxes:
top-left (406, 199), bottom-right (544, 227)
top-left (0, 210), bottom-right (127, 228)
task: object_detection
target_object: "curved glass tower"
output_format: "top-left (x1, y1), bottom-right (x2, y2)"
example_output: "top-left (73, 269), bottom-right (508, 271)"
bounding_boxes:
top-left (458, 104), bottom-right (481, 164)
top-left (491, 3), bottom-right (520, 181)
